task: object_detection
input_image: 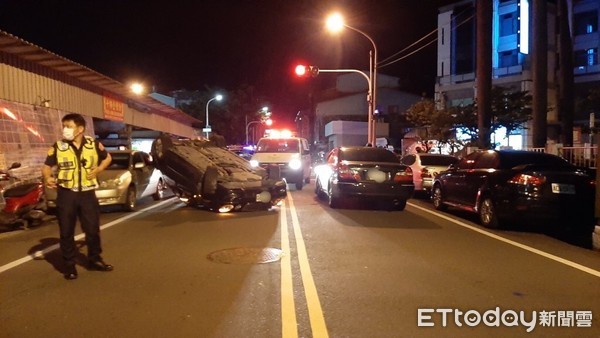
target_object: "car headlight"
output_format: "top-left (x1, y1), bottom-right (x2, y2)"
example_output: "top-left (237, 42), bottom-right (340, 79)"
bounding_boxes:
top-left (289, 159), bottom-right (302, 170)
top-left (250, 160), bottom-right (259, 168)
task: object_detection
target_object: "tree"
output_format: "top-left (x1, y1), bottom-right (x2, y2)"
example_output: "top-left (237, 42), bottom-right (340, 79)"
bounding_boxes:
top-left (405, 87), bottom-right (532, 150)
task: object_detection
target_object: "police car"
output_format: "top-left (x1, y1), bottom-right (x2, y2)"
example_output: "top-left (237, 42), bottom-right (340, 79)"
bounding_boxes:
top-left (250, 131), bottom-right (311, 190)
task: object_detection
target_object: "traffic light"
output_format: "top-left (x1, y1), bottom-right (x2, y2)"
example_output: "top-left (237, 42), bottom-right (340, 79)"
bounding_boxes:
top-left (294, 65), bottom-right (319, 78)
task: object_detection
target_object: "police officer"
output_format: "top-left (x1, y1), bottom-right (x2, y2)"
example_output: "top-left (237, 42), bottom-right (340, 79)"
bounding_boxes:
top-left (42, 113), bottom-right (113, 280)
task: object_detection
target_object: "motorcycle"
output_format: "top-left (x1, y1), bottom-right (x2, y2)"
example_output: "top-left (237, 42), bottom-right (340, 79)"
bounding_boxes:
top-left (0, 162), bottom-right (47, 229)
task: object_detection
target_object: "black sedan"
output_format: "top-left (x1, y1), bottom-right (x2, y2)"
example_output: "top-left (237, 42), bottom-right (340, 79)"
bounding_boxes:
top-left (431, 150), bottom-right (596, 234)
top-left (314, 147), bottom-right (414, 210)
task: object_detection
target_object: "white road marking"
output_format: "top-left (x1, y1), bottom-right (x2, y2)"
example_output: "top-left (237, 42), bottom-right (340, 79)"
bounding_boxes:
top-left (408, 201), bottom-right (600, 278)
top-left (0, 198), bottom-right (177, 274)
top-left (279, 201), bottom-right (298, 338)
top-left (286, 192), bottom-right (329, 338)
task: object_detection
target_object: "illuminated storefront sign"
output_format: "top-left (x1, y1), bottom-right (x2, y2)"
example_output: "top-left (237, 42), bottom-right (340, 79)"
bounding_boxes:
top-left (103, 95), bottom-right (124, 121)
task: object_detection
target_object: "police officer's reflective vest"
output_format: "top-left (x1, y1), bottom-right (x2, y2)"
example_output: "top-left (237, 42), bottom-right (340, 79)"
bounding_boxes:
top-left (54, 136), bottom-right (99, 191)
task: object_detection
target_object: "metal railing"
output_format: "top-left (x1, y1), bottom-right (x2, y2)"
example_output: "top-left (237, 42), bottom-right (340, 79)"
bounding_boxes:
top-left (523, 145), bottom-right (597, 168)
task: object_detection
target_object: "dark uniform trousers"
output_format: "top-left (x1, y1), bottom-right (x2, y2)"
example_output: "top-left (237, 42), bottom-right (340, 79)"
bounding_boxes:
top-left (57, 187), bottom-right (102, 266)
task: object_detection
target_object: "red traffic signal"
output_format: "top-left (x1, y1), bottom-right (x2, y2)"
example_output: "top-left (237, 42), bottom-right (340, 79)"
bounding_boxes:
top-left (294, 64), bottom-right (319, 77)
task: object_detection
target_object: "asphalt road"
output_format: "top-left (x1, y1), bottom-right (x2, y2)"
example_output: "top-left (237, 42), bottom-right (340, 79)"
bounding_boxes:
top-left (1, 184), bottom-right (599, 338)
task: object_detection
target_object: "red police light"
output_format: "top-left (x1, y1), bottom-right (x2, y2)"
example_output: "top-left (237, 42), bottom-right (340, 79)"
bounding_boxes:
top-left (295, 65), bottom-right (307, 76)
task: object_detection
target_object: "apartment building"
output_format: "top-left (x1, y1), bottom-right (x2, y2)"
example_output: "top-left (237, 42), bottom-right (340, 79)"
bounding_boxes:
top-left (435, 0), bottom-right (600, 148)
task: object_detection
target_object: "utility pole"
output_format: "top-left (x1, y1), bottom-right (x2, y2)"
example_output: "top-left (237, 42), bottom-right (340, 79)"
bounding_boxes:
top-left (558, 0), bottom-right (574, 146)
top-left (476, 0), bottom-right (493, 149)
top-left (532, 0), bottom-right (548, 148)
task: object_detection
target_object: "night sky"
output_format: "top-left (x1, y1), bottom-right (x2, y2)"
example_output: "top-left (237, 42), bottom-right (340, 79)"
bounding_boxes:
top-left (0, 0), bottom-right (456, 121)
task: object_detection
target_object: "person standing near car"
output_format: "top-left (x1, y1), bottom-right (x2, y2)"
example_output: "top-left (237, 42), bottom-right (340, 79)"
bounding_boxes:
top-left (42, 113), bottom-right (113, 280)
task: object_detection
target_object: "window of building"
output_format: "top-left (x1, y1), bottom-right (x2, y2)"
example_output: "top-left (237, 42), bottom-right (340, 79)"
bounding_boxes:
top-left (441, 28), bottom-right (445, 45)
top-left (575, 48), bottom-right (599, 66)
top-left (499, 50), bottom-right (519, 67)
top-left (499, 12), bottom-right (518, 36)
top-left (574, 11), bottom-right (598, 35)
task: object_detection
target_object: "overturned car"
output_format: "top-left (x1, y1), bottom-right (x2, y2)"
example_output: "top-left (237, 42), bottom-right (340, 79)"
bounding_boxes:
top-left (151, 135), bottom-right (287, 212)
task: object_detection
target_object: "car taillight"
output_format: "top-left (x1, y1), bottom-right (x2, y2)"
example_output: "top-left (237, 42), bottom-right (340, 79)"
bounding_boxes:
top-left (509, 173), bottom-right (546, 186)
top-left (394, 167), bottom-right (413, 184)
top-left (338, 164), bottom-right (360, 181)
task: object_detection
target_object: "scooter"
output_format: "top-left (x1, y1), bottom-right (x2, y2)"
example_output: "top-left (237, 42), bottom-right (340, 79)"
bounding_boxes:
top-left (0, 162), bottom-right (47, 229)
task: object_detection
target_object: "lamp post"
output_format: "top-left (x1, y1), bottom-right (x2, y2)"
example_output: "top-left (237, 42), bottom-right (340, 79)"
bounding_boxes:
top-left (205, 94), bottom-right (223, 138)
top-left (326, 13), bottom-right (378, 146)
top-left (245, 120), bottom-right (263, 145)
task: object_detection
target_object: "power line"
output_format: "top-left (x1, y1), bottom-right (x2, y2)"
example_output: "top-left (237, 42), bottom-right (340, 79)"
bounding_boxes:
top-left (379, 11), bottom-right (475, 69)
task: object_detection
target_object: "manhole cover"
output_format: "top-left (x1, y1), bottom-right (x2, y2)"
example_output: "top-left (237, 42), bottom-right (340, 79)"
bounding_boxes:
top-left (207, 247), bottom-right (283, 264)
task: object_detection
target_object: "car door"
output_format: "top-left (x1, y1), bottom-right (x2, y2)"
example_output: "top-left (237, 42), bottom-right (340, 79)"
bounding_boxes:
top-left (317, 149), bottom-right (337, 194)
top-left (463, 151), bottom-right (499, 208)
top-left (442, 152), bottom-right (479, 204)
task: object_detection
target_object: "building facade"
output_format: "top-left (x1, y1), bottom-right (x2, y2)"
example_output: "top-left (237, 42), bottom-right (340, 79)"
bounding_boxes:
top-left (435, 0), bottom-right (600, 148)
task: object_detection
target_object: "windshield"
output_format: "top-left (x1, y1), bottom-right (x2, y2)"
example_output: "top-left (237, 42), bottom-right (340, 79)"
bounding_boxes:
top-left (340, 148), bottom-right (399, 163)
top-left (256, 139), bottom-right (299, 153)
top-left (107, 153), bottom-right (131, 170)
top-left (420, 155), bottom-right (458, 166)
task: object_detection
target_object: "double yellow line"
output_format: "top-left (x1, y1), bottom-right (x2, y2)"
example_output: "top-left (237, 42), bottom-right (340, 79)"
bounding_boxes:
top-left (280, 192), bottom-right (329, 338)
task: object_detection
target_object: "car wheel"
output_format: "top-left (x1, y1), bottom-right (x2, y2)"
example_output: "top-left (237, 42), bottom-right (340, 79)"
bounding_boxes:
top-left (327, 182), bottom-right (341, 208)
top-left (304, 176), bottom-right (311, 184)
top-left (124, 186), bottom-right (136, 212)
top-left (151, 135), bottom-right (173, 163)
top-left (295, 176), bottom-right (304, 190)
top-left (202, 166), bottom-right (219, 195)
top-left (479, 197), bottom-right (500, 229)
top-left (431, 185), bottom-right (447, 211)
top-left (152, 179), bottom-right (165, 201)
top-left (395, 199), bottom-right (407, 211)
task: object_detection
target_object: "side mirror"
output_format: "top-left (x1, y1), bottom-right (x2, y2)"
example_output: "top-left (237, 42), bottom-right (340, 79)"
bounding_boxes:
top-left (447, 163), bottom-right (456, 170)
top-left (134, 162), bottom-right (145, 169)
top-left (9, 162), bottom-right (21, 170)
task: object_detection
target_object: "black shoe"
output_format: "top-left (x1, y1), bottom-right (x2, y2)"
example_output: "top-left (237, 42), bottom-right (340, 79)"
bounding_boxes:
top-left (64, 266), bottom-right (78, 280)
top-left (88, 259), bottom-right (114, 271)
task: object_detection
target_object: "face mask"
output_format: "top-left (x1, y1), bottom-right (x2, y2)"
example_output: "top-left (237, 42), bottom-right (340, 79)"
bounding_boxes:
top-left (62, 127), bottom-right (75, 141)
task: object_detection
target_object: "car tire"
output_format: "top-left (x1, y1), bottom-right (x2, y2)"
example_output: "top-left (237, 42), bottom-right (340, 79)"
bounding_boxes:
top-left (328, 182), bottom-right (341, 208)
top-left (202, 166), bottom-right (219, 195)
top-left (124, 186), bottom-right (136, 212)
top-left (431, 185), bottom-right (447, 211)
top-left (479, 196), bottom-right (500, 229)
top-left (151, 135), bottom-right (173, 163)
top-left (152, 179), bottom-right (165, 201)
top-left (295, 176), bottom-right (304, 191)
top-left (304, 176), bottom-right (311, 184)
top-left (395, 199), bottom-right (407, 211)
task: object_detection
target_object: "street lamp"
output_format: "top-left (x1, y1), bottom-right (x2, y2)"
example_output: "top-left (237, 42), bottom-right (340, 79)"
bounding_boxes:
top-left (326, 12), bottom-right (378, 146)
top-left (130, 82), bottom-right (145, 95)
top-left (246, 107), bottom-right (272, 144)
top-left (205, 94), bottom-right (223, 138)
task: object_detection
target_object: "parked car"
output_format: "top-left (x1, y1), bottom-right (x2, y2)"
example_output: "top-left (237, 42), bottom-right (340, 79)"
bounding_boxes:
top-left (431, 150), bottom-right (596, 233)
top-left (151, 135), bottom-right (287, 213)
top-left (399, 153), bottom-right (459, 194)
top-left (46, 150), bottom-right (167, 211)
top-left (250, 136), bottom-right (311, 190)
top-left (314, 146), bottom-right (414, 210)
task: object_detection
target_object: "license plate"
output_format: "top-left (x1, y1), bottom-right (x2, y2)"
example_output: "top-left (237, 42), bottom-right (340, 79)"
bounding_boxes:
top-left (551, 183), bottom-right (575, 194)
